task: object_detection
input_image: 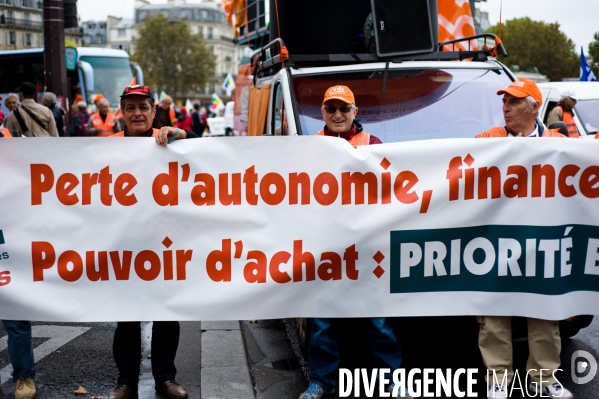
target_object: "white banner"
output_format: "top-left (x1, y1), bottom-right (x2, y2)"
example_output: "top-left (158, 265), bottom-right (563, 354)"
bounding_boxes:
top-left (0, 137), bottom-right (598, 321)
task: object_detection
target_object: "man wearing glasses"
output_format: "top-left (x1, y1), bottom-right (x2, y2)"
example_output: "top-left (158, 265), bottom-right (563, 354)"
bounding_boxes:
top-left (299, 86), bottom-right (409, 399)
top-left (316, 85), bottom-right (382, 145)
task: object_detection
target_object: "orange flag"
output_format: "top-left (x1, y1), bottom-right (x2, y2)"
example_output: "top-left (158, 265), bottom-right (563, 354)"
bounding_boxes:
top-left (438, 0), bottom-right (478, 51)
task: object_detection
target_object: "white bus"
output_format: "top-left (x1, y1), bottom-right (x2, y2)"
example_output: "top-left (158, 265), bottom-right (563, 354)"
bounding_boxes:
top-left (0, 47), bottom-right (143, 113)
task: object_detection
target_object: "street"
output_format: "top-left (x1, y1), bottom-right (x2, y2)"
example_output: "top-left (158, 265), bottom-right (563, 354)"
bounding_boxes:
top-left (0, 317), bottom-right (597, 399)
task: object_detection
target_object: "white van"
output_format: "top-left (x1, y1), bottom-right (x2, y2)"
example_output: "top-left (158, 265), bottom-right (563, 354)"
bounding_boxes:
top-left (224, 101), bottom-right (234, 136)
top-left (205, 102), bottom-right (235, 137)
top-left (537, 82), bottom-right (599, 138)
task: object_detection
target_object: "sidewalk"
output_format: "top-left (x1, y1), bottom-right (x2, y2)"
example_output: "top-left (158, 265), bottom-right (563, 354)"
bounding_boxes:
top-left (138, 321), bottom-right (255, 399)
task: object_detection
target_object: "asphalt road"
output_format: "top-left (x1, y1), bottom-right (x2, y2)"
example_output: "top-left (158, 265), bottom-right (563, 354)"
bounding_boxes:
top-left (0, 317), bottom-right (597, 399)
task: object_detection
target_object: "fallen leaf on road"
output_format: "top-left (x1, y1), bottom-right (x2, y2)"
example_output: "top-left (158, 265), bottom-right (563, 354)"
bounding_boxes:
top-left (147, 354), bottom-right (152, 359)
top-left (91, 396), bottom-right (102, 399)
top-left (73, 386), bottom-right (88, 394)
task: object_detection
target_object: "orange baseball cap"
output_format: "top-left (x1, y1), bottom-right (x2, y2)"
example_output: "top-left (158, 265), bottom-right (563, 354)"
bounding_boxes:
top-left (93, 93), bottom-right (104, 102)
top-left (497, 78), bottom-right (542, 105)
top-left (322, 85), bottom-right (355, 105)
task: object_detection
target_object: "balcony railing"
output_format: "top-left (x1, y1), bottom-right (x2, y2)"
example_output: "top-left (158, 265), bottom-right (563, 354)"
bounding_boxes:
top-left (0, 16), bottom-right (43, 30)
top-left (0, 0), bottom-right (42, 9)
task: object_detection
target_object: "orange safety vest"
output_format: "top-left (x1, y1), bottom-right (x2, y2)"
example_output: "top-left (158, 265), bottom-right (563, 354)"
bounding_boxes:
top-left (555, 105), bottom-right (580, 138)
top-left (91, 112), bottom-right (116, 137)
top-left (475, 126), bottom-right (565, 138)
top-left (1, 127), bottom-right (12, 138)
top-left (316, 130), bottom-right (371, 146)
top-left (169, 108), bottom-right (177, 126)
top-left (110, 128), bottom-right (160, 138)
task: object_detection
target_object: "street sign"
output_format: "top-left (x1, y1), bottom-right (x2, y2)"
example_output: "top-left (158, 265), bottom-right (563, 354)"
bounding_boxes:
top-left (65, 47), bottom-right (77, 71)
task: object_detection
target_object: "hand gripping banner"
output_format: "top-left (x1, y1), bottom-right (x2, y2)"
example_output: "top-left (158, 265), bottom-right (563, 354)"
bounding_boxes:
top-left (0, 137), bottom-right (598, 321)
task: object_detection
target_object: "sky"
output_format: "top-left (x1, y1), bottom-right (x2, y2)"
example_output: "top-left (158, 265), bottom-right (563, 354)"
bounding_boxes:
top-left (79, 0), bottom-right (598, 54)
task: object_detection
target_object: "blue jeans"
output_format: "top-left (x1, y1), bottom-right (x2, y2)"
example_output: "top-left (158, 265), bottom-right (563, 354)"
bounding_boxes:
top-left (2, 320), bottom-right (35, 382)
top-left (308, 318), bottom-right (402, 391)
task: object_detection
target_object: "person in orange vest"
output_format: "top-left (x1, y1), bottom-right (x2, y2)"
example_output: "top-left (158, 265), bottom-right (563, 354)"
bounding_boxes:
top-left (546, 90), bottom-right (580, 138)
top-left (475, 78), bottom-right (572, 399)
top-left (300, 86), bottom-right (408, 399)
top-left (476, 78), bottom-right (564, 139)
top-left (153, 95), bottom-right (178, 129)
top-left (1, 123), bottom-right (11, 137)
top-left (86, 99), bottom-right (120, 136)
top-left (106, 85), bottom-right (197, 399)
top-left (316, 85), bottom-right (382, 145)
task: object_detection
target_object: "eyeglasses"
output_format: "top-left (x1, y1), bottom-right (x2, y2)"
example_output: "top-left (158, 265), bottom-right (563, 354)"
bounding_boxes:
top-left (322, 105), bottom-right (354, 114)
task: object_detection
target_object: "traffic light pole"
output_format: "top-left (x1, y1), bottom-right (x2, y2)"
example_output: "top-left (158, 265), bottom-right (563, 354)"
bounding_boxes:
top-left (43, 0), bottom-right (68, 102)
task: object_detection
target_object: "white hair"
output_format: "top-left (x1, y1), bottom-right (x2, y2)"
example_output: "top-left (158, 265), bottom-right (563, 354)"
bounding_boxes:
top-left (524, 95), bottom-right (539, 114)
top-left (42, 92), bottom-right (57, 104)
top-left (4, 93), bottom-right (18, 104)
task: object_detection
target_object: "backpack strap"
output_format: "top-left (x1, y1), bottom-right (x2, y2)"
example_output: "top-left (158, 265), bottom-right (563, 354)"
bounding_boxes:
top-left (20, 105), bottom-right (48, 131)
top-left (13, 108), bottom-right (30, 135)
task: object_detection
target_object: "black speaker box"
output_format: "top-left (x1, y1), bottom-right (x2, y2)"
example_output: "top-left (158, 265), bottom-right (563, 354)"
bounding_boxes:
top-left (370, 0), bottom-right (437, 56)
top-left (269, 0), bottom-right (437, 56)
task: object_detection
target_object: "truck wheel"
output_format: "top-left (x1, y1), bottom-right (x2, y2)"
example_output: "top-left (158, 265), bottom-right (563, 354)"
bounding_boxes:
top-left (225, 128), bottom-right (233, 136)
top-left (296, 317), bottom-right (314, 357)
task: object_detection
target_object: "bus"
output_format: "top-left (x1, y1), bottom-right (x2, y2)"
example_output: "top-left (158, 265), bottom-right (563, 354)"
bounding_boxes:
top-left (0, 47), bottom-right (143, 113)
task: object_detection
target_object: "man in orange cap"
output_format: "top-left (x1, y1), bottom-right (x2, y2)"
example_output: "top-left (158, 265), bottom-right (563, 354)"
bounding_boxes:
top-left (476, 78), bottom-right (563, 138)
top-left (475, 78), bottom-right (572, 399)
top-left (299, 86), bottom-right (409, 399)
top-left (316, 85), bottom-right (382, 144)
top-left (92, 93), bottom-right (105, 110)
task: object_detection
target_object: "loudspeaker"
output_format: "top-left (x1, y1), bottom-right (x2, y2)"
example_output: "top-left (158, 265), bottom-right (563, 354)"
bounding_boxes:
top-left (271, 0), bottom-right (372, 54)
top-left (370, 0), bottom-right (437, 57)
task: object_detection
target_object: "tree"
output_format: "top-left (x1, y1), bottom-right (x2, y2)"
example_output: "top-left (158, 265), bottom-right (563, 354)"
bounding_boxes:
top-left (588, 31), bottom-right (599, 79)
top-left (132, 15), bottom-right (215, 101)
top-left (486, 17), bottom-right (578, 82)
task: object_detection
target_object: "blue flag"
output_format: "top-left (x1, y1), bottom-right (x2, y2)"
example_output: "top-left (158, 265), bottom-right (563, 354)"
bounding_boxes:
top-left (580, 46), bottom-right (597, 82)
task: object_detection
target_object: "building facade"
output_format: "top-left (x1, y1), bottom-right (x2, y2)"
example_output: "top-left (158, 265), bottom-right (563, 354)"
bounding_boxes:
top-left (0, 0), bottom-right (83, 50)
top-left (82, 20), bottom-right (107, 47)
top-left (106, 16), bottom-right (135, 53)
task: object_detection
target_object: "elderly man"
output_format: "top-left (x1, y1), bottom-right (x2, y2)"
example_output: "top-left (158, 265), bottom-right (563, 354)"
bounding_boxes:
top-left (105, 85), bottom-right (197, 399)
top-left (546, 90), bottom-right (580, 138)
top-left (5, 82), bottom-right (58, 137)
top-left (86, 99), bottom-right (120, 136)
top-left (4, 93), bottom-right (19, 112)
top-left (42, 92), bottom-right (65, 136)
top-left (475, 78), bottom-right (571, 399)
top-left (299, 86), bottom-right (409, 399)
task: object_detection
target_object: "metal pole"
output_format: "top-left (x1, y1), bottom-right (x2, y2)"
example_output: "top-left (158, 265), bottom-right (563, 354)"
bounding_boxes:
top-left (43, 0), bottom-right (68, 100)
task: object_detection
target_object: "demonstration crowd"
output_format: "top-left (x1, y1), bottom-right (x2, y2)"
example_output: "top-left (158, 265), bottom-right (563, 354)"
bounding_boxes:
top-left (1, 77), bottom-right (592, 399)
top-left (0, 83), bottom-right (209, 139)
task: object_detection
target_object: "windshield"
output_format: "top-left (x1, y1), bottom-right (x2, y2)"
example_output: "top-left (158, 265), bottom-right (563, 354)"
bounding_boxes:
top-left (80, 56), bottom-right (134, 108)
top-left (574, 99), bottom-right (599, 135)
top-left (293, 67), bottom-right (513, 142)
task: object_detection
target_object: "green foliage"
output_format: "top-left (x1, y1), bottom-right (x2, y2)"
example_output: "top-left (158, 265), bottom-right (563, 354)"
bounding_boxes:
top-left (132, 15), bottom-right (215, 101)
top-left (588, 31), bottom-right (599, 79)
top-left (486, 17), bottom-right (578, 81)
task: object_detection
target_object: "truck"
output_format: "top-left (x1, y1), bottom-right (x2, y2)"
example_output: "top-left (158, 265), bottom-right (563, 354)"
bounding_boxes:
top-left (0, 46), bottom-right (143, 113)
top-left (225, 0), bottom-right (594, 353)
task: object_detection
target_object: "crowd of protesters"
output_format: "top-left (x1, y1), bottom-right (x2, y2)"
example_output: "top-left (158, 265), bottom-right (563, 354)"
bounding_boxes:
top-left (2, 79), bottom-right (588, 399)
top-left (0, 83), bottom-right (209, 139)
